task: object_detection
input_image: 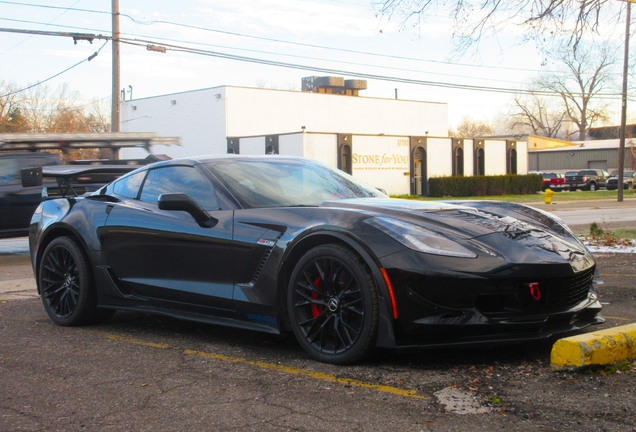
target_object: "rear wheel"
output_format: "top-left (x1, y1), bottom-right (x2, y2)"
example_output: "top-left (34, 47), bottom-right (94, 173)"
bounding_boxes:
top-left (39, 237), bottom-right (112, 326)
top-left (287, 244), bottom-right (379, 364)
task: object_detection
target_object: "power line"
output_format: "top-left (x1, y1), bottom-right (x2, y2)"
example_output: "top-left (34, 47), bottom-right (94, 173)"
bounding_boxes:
top-left (0, 0), bottom-right (565, 75)
top-left (0, 0), bottom-right (81, 56)
top-left (117, 36), bottom-right (623, 99)
top-left (0, 40), bottom-right (108, 98)
top-left (0, 26), bottom-right (625, 100)
top-left (2, 15), bottom-right (618, 88)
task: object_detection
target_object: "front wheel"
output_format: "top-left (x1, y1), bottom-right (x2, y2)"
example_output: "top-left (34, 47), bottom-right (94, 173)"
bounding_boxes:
top-left (39, 237), bottom-right (110, 326)
top-left (588, 182), bottom-right (596, 191)
top-left (287, 244), bottom-right (379, 364)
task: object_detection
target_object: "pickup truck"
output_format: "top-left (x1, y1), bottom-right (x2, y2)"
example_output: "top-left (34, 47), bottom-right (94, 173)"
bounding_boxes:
top-left (564, 169), bottom-right (610, 191)
top-left (538, 172), bottom-right (567, 191)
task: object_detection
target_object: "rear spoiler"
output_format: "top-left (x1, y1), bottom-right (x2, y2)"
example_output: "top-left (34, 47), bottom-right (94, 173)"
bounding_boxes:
top-left (21, 165), bottom-right (140, 199)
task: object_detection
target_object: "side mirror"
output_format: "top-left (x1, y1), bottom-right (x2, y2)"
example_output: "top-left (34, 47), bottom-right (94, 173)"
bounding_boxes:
top-left (158, 193), bottom-right (218, 228)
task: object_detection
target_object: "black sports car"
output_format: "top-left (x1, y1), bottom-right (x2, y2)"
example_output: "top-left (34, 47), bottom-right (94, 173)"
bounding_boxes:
top-left (29, 155), bottom-right (604, 364)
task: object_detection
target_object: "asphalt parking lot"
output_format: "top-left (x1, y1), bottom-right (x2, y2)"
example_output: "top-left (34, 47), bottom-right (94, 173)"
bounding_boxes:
top-left (2, 200), bottom-right (636, 431)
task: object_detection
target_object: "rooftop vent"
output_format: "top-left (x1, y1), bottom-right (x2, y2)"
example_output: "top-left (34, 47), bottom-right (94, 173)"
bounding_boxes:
top-left (302, 76), bottom-right (367, 96)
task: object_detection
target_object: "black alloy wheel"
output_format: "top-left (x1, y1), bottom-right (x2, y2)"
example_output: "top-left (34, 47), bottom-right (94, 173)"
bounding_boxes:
top-left (288, 244), bottom-right (378, 364)
top-left (39, 237), bottom-right (112, 326)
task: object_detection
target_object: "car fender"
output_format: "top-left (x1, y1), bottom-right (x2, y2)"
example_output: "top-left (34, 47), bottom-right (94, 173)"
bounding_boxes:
top-left (282, 229), bottom-right (397, 348)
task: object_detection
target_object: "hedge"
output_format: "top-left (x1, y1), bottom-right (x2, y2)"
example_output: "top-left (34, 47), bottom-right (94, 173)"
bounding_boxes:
top-left (427, 174), bottom-right (543, 197)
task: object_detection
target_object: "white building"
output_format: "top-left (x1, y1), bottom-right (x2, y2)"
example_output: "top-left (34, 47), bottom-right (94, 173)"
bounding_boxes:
top-left (121, 80), bottom-right (527, 195)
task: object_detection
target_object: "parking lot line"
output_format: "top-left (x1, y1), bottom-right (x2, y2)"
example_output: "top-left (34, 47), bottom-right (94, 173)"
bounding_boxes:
top-left (184, 349), bottom-right (428, 399)
top-left (602, 316), bottom-right (633, 322)
top-left (99, 331), bottom-right (428, 400)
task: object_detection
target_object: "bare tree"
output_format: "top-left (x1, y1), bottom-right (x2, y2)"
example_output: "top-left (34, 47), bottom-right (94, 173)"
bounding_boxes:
top-left (20, 83), bottom-right (89, 133)
top-left (85, 98), bottom-right (111, 133)
top-left (375, 0), bottom-right (623, 55)
top-left (509, 92), bottom-right (566, 138)
top-left (450, 116), bottom-right (493, 137)
top-left (534, 44), bottom-right (615, 140)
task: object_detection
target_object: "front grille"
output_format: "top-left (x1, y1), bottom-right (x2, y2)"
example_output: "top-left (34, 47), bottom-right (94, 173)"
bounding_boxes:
top-left (517, 268), bottom-right (594, 311)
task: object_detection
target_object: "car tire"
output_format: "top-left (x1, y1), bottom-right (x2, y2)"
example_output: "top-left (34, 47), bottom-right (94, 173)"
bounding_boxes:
top-left (39, 236), bottom-right (111, 326)
top-left (287, 244), bottom-right (379, 365)
top-left (588, 182), bottom-right (596, 191)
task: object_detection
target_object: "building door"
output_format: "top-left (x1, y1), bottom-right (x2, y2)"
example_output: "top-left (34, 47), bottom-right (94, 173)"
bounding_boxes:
top-left (475, 147), bottom-right (485, 176)
top-left (508, 148), bottom-right (518, 174)
top-left (413, 147), bottom-right (427, 196)
top-left (339, 143), bottom-right (352, 174)
top-left (454, 147), bottom-right (464, 176)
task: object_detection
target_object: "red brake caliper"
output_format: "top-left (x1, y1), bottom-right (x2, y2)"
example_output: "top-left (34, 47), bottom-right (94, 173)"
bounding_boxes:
top-left (311, 276), bottom-right (323, 317)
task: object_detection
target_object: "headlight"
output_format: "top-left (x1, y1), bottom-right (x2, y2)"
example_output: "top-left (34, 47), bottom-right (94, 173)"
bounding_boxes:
top-left (365, 217), bottom-right (477, 258)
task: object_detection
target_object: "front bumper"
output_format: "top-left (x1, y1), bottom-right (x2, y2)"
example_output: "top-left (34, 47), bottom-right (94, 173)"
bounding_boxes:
top-left (392, 292), bottom-right (604, 348)
top-left (379, 249), bottom-right (603, 348)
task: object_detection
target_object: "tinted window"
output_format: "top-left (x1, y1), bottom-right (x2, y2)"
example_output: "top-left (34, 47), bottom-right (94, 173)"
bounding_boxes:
top-left (113, 170), bottom-right (146, 199)
top-left (140, 166), bottom-right (219, 210)
top-left (20, 156), bottom-right (57, 169)
top-left (207, 158), bottom-right (384, 208)
top-left (0, 158), bottom-right (20, 185)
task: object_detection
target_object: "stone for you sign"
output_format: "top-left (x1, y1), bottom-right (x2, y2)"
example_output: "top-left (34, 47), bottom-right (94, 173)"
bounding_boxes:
top-left (352, 136), bottom-right (410, 194)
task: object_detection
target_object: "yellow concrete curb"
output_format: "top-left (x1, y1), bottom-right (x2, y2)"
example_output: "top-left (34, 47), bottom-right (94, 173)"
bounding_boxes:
top-left (551, 323), bottom-right (636, 371)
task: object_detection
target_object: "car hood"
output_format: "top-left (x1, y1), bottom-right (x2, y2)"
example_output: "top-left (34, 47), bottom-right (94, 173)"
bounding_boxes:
top-left (321, 198), bottom-right (546, 239)
top-left (321, 198), bottom-right (593, 271)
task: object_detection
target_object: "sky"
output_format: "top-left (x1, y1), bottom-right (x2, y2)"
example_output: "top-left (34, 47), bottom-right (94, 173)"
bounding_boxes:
top-left (0, 0), bottom-right (629, 130)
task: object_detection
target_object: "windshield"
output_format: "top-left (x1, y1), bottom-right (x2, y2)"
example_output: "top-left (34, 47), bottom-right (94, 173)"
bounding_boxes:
top-left (206, 158), bottom-right (385, 208)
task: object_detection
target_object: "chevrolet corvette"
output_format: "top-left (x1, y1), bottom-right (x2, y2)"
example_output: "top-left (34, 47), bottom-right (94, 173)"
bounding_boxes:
top-left (28, 155), bottom-right (604, 364)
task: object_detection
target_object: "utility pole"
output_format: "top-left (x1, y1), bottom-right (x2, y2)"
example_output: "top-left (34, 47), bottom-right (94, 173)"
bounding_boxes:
top-left (618, 1), bottom-right (633, 202)
top-left (110, 0), bottom-right (120, 159)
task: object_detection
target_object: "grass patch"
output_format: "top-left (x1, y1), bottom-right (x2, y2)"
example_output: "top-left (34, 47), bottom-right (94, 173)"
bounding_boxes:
top-left (585, 222), bottom-right (636, 243)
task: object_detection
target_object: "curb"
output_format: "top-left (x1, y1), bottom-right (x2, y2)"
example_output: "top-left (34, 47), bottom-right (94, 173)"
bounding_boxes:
top-left (551, 323), bottom-right (636, 371)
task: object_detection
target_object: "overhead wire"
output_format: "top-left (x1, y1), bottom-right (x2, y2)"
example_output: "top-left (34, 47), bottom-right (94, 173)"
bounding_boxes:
top-left (0, 3), bottom-right (627, 100)
top-left (0, 0), bottom-right (571, 75)
top-left (0, 0), bottom-right (81, 56)
top-left (0, 40), bottom-right (108, 98)
top-left (116, 36), bottom-right (624, 99)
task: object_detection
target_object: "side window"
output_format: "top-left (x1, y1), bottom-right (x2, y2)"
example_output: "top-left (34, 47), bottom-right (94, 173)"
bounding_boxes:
top-left (112, 170), bottom-right (146, 199)
top-left (140, 166), bottom-right (219, 210)
top-left (0, 158), bottom-right (20, 186)
top-left (20, 156), bottom-right (58, 169)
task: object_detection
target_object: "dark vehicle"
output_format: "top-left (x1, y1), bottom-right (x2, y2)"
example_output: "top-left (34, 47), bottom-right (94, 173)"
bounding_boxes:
top-left (537, 172), bottom-right (567, 191)
top-left (606, 171), bottom-right (636, 190)
top-left (0, 152), bottom-right (62, 238)
top-left (564, 169), bottom-right (610, 191)
top-left (28, 156), bottom-right (604, 364)
top-left (0, 132), bottom-right (179, 238)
